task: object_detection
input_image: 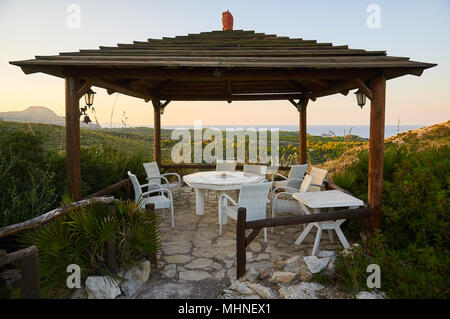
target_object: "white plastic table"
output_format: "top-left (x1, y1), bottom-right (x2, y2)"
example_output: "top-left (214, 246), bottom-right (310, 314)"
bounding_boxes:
top-left (183, 171), bottom-right (266, 224)
top-left (292, 190), bottom-right (364, 256)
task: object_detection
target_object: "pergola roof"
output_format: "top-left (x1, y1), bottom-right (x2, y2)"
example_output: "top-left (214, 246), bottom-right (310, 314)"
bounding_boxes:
top-left (10, 30), bottom-right (436, 102)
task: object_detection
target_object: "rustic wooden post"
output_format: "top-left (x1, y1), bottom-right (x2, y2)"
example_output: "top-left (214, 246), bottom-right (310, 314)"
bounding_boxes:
top-left (236, 207), bottom-right (247, 279)
top-left (105, 205), bottom-right (118, 273)
top-left (368, 74), bottom-right (386, 229)
top-left (145, 203), bottom-right (158, 267)
top-left (65, 75), bottom-right (82, 201)
top-left (20, 246), bottom-right (40, 299)
top-left (299, 98), bottom-right (309, 164)
top-left (152, 100), bottom-right (162, 165)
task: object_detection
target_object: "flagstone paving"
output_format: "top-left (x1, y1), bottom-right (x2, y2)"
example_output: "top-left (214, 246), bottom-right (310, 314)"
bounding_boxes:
top-left (136, 186), bottom-right (343, 299)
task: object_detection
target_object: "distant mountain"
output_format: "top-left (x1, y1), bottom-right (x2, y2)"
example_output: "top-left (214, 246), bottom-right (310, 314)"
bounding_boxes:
top-left (0, 106), bottom-right (100, 128)
top-left (0, 106), bottom-right (65, 126)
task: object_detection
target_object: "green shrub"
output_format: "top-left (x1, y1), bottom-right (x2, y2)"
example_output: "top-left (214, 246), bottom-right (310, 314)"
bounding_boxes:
top-left (0, 129), bottom-right (58, 227)
top-left (19, 200), bottom-right (160, 297)
top-left (332, 145), bottom-right (450, 298)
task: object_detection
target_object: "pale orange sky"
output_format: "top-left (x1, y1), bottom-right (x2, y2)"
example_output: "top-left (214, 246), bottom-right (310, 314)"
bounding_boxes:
top-left (1, 0), bottom-right (449, 126)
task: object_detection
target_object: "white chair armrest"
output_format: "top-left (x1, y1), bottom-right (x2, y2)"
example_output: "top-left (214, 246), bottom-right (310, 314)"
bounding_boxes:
top-left (141, 188), bottom-right (173, 199)
top-left (272, 172), bottom-right (288, 180)
top-left (273, 191), bottom-right (295, 202)
top-left (146, 175), bottom-right (169, 185)
top-left (219, 193), bottom-right (238, 206)
top-left (161, 172), bottom-right (181, 184)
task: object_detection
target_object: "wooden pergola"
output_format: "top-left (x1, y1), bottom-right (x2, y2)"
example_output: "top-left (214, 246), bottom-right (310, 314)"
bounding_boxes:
top-left (10, 29), bottom-right (435, 229)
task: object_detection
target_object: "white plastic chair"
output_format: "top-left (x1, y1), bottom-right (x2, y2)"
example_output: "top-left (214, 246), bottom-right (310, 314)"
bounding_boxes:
top-left (128, 171), bottom-right (175, 228)
top-left (143, 161), bottom-right (182, 197)
top-left (272, 164), bottom-right (308, 190)
top-left (216, 161), bottom-right (237, 172)
top-left (307, 167), bottom-right (329, 192)
top-left (219, 182), bottom-right (272, 242)
top-left (270, 174), bottom-right (313, 233)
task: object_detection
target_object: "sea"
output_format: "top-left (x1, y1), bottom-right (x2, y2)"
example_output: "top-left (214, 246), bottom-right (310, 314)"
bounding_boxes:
top-left (157, 125), bottom-right (424, 139)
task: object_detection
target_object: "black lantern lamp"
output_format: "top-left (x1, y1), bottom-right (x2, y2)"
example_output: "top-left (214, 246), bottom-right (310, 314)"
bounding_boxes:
top-left (84, 88), bottom-right (96, 107)
top-left (354, 89), bottom-right (366, 109)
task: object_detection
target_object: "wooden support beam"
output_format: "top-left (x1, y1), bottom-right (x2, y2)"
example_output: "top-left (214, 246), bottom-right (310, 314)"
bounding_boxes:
top-left (353, 78), bottom-right (373, 100)
top-left (94, 78), bottom-right (150, 101)
top-left (236, 207), bottom-right (247, 279)
top-left (76, 79), bottom-right (94, 100)
top-left (368, 74), bottom-right (386, 229)
top-left (299, 97), bottom-right (309, 164)
top-left (152, 99), bottom-right (162, 165)
top-left (65, 75), bottom-right (82, 201)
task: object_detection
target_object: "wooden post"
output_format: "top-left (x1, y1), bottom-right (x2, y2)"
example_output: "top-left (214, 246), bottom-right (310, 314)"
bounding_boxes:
top-left (236, 207), bottom-right (247, 279)
top-left (20, 246), bottom-right (40, 299)
top-left (299, 98), bottom-right (309, 164)
top-left (65, 75), bottom-right (82, 201)
top-left (368, 74), bottom-right (386, 229)
top-left (152, 100), bottom-right (161, 165)
top-left (145, 203), bottom-right (158, 268)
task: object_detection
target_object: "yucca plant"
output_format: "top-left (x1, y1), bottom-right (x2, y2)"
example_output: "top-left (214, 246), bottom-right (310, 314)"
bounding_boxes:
top-left (19, 199), bottom-right (160, 297)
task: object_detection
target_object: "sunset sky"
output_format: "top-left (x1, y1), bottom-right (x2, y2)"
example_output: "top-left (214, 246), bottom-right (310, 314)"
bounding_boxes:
top-left (0, 0), bottom-right (449, 127)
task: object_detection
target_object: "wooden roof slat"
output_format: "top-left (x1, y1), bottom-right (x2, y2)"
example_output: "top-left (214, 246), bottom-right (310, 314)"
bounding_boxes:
top-left (10, 29), bottom-right (436, 101)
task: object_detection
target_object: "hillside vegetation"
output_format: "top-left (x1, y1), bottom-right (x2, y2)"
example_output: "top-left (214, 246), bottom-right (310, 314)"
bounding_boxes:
top-left (322, 120), bottom-right (450, 173)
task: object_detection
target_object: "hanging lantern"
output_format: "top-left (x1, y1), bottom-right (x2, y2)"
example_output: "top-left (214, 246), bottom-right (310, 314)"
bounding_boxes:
top-left (354, 89), bottom-right (366, 108)
top-left (84, 88), bottom-right (96, 107)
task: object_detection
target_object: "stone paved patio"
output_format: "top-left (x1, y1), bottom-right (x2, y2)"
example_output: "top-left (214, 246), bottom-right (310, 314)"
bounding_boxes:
top-left (136, 186), bottom-right (345, 299)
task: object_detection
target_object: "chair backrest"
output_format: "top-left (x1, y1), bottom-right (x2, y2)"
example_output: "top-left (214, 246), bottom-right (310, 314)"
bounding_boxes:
top-left (244, 164), bottom-right (266, 175)
top-left (238, 182), bottom-right (271, 221)
top-left (299, 174), bottom-right (313, 193)
top-left (308, 167), bottom-right (329, 192)
top-left (127, 171), bottom-right (142, 202)
top-left (266, 165), bottom-right (279, 175)
top-left (216, 161), bottom-right (236, 172)
top-left (286, 164), bottom-right (308, 189)
top-left (143, 161), bottom-right (161, 185)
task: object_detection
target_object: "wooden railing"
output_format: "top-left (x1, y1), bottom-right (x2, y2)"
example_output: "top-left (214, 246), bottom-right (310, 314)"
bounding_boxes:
top-left (235, 206), bottom-right (373, 279)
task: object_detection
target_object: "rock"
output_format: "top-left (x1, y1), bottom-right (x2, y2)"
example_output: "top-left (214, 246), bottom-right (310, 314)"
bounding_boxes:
top-left (120, 260), bottom-right (151, 297)
top-left (161, 264), bottom-right (177, 278)
top-left (259, 268), bottom-right (272, 280)
top-left (215, 269), bottom-right (226, 279)
top-left (162, 242), bottom-right (192, 255)
top-left (318, 250), bottom-right (336, 258)
top-left (212, 262), bottom-right (223, 270)
top-left (230, 280), bottom-right (253, 295)
top-left (179, 270), bottom-right (211, 281)
top-left (282, 256), bottom-right (305, 274)
top-left (184, 258), bottom-right (214, 269)
top-left (246, 252), bottom-right (253, 261)
top-left (255, 253), bottom-right (270, 261)
top-left (164, 254), bottom-right (191, 264)
top-left (247, 283), bottom-right (277, 299)
top-left (284, 255), bottom-right (301, 265)
top-left (247, 261), bottom-right (272, 271)
top-left (278, 282), bottom-right (325, 299)
top-left (249, 241), bottom-right (262, 252)
top-left (245, 267), bottom-right (259, 283)
top-left (298, 268), bottom-right (313, 282)
top-left (269, 271), bottom-right (297, 284)
top-left (85, 276), bottom-right (121, 299)
top-left (70, 287), bottom-right (87, 299)
top-left (303, 256), bottom-right (331, 274)
top-left (356, 291), bottom-right (386, 299)
top-left (271, 254), bottom-right (283, 271)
